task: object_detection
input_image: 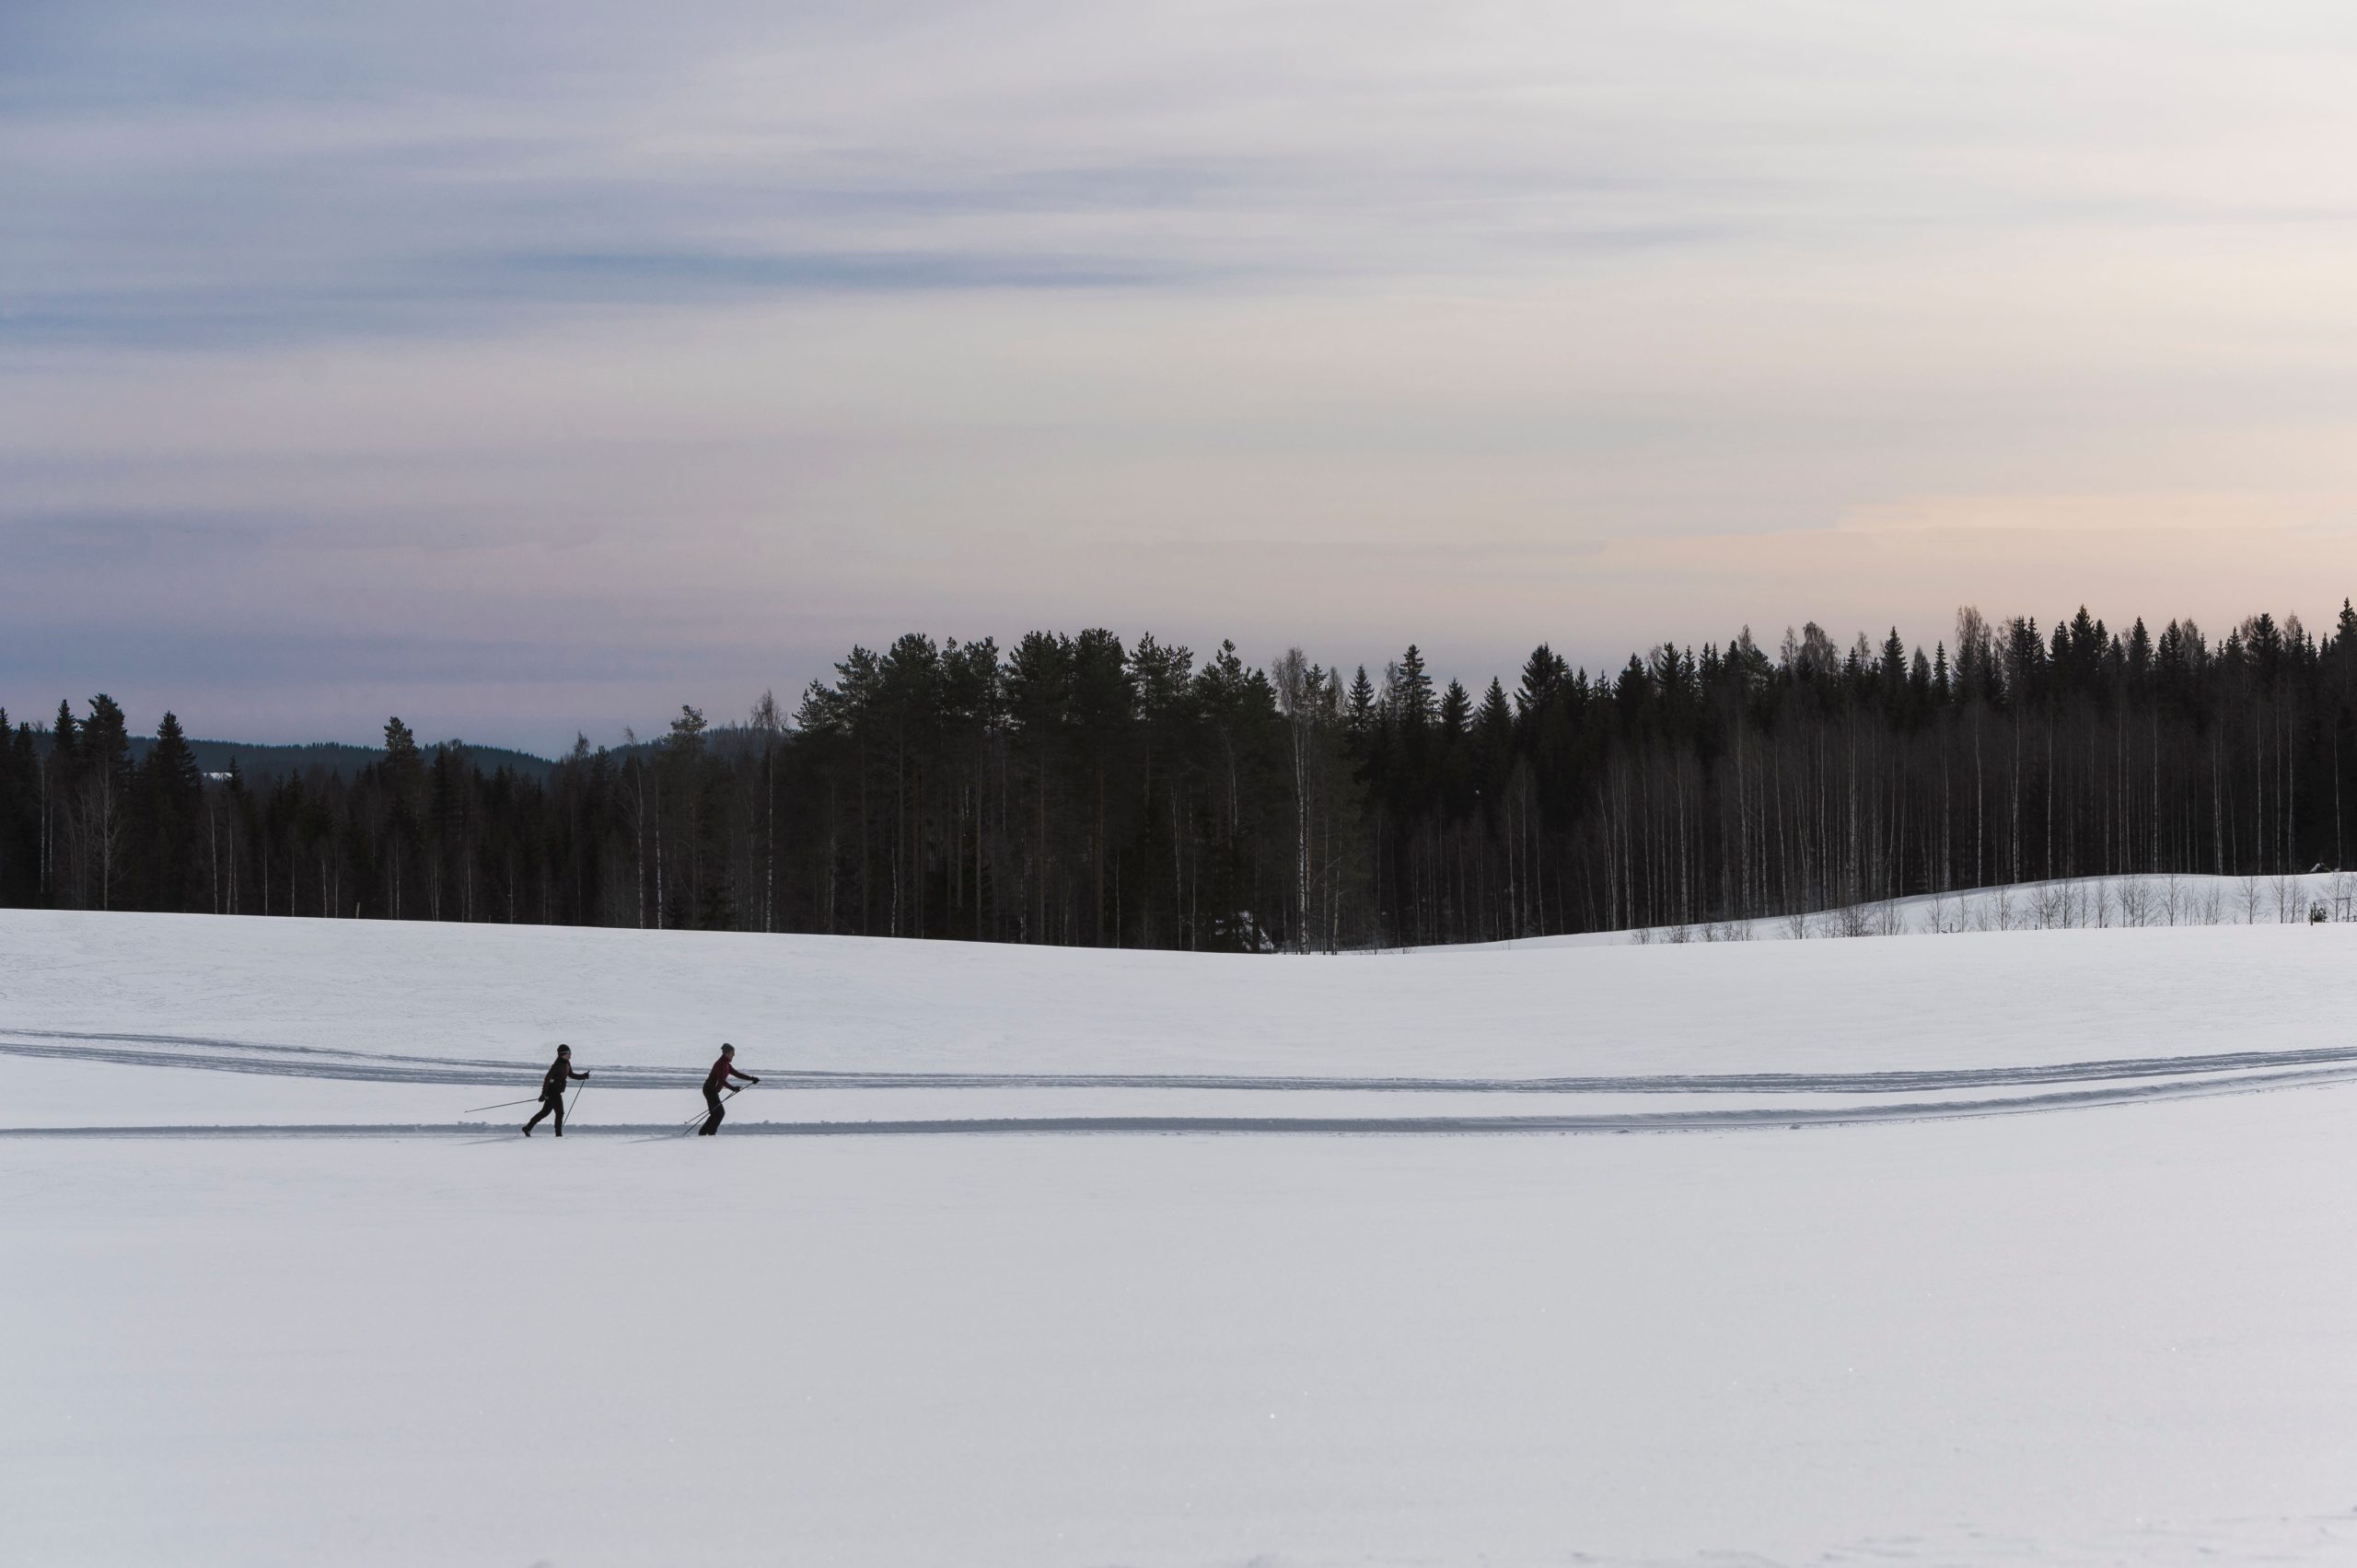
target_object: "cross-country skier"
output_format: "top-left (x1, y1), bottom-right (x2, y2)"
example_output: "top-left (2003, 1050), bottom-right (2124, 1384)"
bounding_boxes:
top-left (523, 1044), bottom-right (589, 1137)
top-left (699, 1043), bottom-right (759, 1135)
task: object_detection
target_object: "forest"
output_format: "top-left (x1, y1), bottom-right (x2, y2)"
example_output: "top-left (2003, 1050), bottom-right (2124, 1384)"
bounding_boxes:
top-left (6, 603), bottom-right (2357, 949)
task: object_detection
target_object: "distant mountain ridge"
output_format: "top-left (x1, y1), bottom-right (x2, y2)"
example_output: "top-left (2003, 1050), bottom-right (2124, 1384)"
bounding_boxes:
top-left (124, 737), bottom-right (558, 784)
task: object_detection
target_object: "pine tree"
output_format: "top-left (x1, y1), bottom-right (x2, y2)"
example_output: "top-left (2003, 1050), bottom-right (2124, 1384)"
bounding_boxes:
top-left (1345, 666), bottom-right (1376, 749)
top-left (1067, 629), bottom-right (1134, 944)
top-left (381, 717), bottom-right (425, 919)
top-left (1004, 632), bottom-right (1074, 942)
top-left (78, 696), bottom-right (133, 910)
top-left (1392, 645), bottom-right (1435, 731)
top-left (139, 712), bottom-right (203, 910)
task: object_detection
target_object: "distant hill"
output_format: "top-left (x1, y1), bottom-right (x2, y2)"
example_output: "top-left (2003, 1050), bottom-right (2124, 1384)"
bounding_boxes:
top-left (24, 727), bottom-right (735, 784)
top-left (121, 738), bottom-right (558, 784)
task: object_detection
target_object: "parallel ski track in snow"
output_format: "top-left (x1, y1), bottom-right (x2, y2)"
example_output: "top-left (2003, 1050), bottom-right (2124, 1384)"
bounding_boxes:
top-left (14, 1032), bottom-right (2357, 1132)
top-left (8, 1028), bottom-right (2357, 1098)
top-left (6, 1059), bottom-right (2357, 1138)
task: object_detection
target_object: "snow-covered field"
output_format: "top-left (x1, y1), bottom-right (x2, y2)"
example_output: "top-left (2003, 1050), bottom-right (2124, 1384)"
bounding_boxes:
top-left (9, 906), bottom-right (2357, 1565)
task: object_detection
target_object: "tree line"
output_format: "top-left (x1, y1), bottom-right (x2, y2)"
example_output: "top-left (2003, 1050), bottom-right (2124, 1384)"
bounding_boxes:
top-left (8, 602), bottom-right (2357, 948)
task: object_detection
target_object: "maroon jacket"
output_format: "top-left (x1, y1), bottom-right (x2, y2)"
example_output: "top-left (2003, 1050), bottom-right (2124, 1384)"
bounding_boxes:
top-left (705, 1055), bottom-right (753, 1094)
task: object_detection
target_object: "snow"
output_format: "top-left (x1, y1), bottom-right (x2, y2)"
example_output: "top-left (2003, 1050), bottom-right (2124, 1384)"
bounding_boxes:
top-left (7, 905), bottom-right (2357, 1565)
top-left (1474, 869), bottom-right (2357, 948)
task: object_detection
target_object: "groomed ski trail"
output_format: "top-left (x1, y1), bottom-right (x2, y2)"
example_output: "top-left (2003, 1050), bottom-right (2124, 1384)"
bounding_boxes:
top-left (8, 1027), bottom-right (2357, 1098)
top-left (7, 1053), bottom-right (2356, 1137)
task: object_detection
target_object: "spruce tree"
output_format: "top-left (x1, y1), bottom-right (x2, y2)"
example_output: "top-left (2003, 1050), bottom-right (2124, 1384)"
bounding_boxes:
top-left (140, 712), bottom-right (202, 910)
top-left (1345, 667), bottom-right (1376, 749)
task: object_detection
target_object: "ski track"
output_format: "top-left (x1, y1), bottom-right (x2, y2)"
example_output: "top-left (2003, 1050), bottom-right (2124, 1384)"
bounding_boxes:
top-left (8, 1027), bottom-right (2357, 1097)
top-left (15, 1027), bottom-right (2357, 1140)
top-left (7, 1058), bottom-right (2356, 1138)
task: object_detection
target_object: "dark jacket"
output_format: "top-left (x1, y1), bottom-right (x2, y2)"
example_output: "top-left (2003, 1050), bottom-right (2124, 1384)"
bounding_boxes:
top-left (541, 1056), bottom-right (587, 1100)
top-left (704, 1055), bottom-right (753, 1094)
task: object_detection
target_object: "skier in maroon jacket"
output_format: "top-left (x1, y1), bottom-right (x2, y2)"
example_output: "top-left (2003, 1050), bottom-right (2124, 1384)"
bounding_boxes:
top-left (699, 1043), bottom-right (759, 1135)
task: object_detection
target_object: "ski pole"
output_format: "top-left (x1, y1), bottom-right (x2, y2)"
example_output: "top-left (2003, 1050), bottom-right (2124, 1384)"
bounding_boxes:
top-left (680, 1086), bottom-right (741, 1131)
top-left (464, 1094), bottom-right (541, 1115)
top-left (567, 1079), bottom-right (586, 1124)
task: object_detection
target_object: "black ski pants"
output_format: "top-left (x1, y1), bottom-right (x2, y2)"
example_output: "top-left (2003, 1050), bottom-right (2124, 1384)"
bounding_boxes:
top-left (699, 1086), bottom-right (726, 1135)
top-left (526, 1095), bottom-right (566, 1135)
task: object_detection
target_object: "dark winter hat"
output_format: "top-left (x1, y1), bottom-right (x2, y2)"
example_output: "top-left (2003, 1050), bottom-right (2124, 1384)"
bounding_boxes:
top-left (721, 1042), bottom-right (734, 1053)
top-left (557, 1044), bottom-right (571, 1054)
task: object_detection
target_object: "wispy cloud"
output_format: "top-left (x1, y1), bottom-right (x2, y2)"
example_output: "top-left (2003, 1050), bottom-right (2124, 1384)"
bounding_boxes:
top-left (13, 1), bottom-right (2357, 746)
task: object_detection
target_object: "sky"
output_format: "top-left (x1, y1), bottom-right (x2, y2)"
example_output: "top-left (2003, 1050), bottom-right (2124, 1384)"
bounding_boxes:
top-left (10, 0), bottom-right (2357, 752)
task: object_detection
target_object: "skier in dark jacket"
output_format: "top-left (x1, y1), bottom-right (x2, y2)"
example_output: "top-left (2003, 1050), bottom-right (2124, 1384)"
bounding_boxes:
top-left (524, 1044), bottom-right (589, 1136)
top-left (699, 1043), bottom-right (759, 1135)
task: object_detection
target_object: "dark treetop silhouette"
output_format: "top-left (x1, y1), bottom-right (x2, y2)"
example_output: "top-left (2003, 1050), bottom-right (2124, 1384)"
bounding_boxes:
top-left (6, 604), bottom-right (2354, 948)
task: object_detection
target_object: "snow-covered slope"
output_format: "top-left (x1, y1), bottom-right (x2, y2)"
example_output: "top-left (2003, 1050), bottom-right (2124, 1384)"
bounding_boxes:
top-left (1487, 868), bottom-right (2357, 947)
top-left (7, 909), bottom-right (2357, 1566)
top-left (7, 902), bottom-right (2357, 1107)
